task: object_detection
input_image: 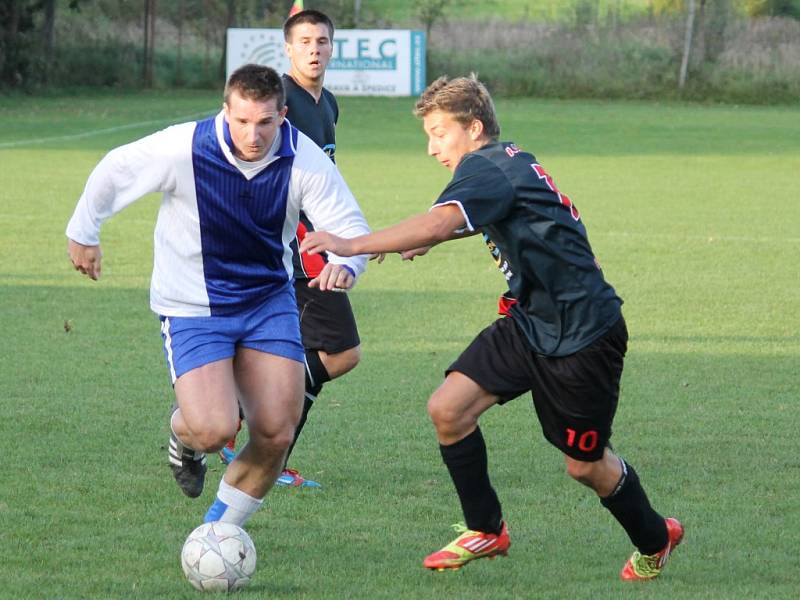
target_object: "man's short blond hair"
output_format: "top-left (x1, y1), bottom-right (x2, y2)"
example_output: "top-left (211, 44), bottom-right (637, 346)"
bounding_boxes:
top-left (413, 74), bottom-right (500, 140)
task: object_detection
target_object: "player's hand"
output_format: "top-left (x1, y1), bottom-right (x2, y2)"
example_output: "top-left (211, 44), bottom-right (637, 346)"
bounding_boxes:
top-left (369, 253), bottom-right (386, 264)
top-left (300, 231), bottom-right (354, 257)
top-left (400, 246), bottom-right (432, 261)
top-left (308, 262), bottom-right (355, 291)
top-left (68, 239), bottom-right (102, 280)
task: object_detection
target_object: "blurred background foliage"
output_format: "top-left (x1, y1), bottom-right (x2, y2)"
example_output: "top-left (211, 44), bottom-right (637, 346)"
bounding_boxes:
top-left (1, 0), bottom-right (798, 103)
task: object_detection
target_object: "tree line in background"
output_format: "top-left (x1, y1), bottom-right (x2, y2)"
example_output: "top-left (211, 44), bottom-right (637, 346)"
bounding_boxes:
top-left (1, 0), bottom-right (799, 103)
top-left (2, 0), bottom-right (284, 88)
top-left (428, 0), bottom-right (800, 103)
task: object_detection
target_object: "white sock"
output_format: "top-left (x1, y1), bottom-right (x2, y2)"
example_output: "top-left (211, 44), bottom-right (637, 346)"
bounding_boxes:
top-left (214, 478), bottom-right (263, 527)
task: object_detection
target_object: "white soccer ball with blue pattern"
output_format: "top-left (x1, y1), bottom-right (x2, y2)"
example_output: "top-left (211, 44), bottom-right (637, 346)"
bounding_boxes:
top-left (181, 521), bottom-right (257, 592)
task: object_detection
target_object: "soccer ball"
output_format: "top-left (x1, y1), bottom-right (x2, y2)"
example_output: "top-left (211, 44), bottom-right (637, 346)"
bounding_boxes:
top-left (181, 521), bottom-right (257, 592)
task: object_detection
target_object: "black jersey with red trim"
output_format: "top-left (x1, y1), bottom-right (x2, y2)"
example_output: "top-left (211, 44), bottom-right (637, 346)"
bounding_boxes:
top-left (283, 74), bottom-right (340, 279)
top-left (433, 141), bottom-right (622, 357)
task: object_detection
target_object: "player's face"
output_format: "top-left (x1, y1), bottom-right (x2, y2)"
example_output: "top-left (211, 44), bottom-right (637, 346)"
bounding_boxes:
top-left (423, 110), bottom-right (485, 173)
top-left (285, 22), bottom-right (333, 85)
top-left (224, 91), bottom-right (287, 162)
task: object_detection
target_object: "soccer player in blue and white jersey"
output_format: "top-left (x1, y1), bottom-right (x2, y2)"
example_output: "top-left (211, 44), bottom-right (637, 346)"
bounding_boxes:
top-left (301, 75), bottom-right (683, 581)
top-left (219, 10), bottom-right (367, 490)
top-left (66, 64), bottom-right (370, 528)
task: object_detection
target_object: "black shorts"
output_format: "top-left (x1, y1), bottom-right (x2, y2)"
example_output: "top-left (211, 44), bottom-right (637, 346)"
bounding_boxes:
top-left (447, 315), bottom-right (628, 461)
top-left (294, 279), bottom-right (360, 354)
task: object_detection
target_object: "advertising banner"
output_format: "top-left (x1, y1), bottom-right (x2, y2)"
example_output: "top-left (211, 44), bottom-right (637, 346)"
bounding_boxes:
top-left (227, 28), bottom-right (426, 97)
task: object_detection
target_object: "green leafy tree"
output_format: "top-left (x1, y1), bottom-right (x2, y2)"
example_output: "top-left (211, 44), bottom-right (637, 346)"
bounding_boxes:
top-left (0, 0), bottom-right (83, 87)
top-left (571, 0), bottom-right (599, 27)
top-left (413, 0), bottom-right (467, 37)
top-left (1, 1), bottom-right (38, 86)
top-left (652, 0), bottom-right (686, 14)
top-left (743, 0), bottom-right (800, 18)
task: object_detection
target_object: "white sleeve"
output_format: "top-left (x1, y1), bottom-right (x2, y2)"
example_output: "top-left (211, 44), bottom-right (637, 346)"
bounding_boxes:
top-left (290, 135), bottom-right (371, 278)
top-left (65, 123), bottom-right (193, 245)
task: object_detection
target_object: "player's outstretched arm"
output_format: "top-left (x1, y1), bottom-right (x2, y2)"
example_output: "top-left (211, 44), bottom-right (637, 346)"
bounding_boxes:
top-left (301, 204), bottom-right (466, 258)
top-left (68, 239), bottom-right (103, 281)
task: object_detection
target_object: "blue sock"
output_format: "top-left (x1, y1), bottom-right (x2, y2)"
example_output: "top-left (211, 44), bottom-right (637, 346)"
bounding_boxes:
top-left (204, 499), bottom-right (229, 523)
top-left (203, 478), bottom-right (263, 527)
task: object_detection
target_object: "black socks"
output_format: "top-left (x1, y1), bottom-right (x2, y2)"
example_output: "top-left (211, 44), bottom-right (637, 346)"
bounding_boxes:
top-left (439, 427), bottom-right (503, 535)
top-left (600, 460), bottom-right (668, 555)
top-left (440, 431), bottom-right (666, 553)
top-left (284, 392), bottom-right (315, 467)
top-left (304, 349), bottom-right (330, 397)
top-left (283, 350), bottom-right (330, 467)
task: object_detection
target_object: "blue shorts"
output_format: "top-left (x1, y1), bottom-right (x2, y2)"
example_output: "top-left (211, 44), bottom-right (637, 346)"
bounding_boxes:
top-left (159, 284), bottom-right (304, 383)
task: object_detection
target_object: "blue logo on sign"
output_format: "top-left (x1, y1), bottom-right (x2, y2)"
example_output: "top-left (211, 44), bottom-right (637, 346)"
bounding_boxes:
top-left (330, 37), bottom-right (397, 70)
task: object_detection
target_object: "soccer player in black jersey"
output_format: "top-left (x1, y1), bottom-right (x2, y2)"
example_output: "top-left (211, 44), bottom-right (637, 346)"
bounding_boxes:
top-left (301, 75), bottom-right (683, 580)
top-left (220, 10), bottom-right (363, 489)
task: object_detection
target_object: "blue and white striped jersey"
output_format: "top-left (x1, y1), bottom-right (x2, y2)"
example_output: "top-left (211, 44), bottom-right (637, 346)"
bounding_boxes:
top-left (66, 112), bottom-right (370, 317)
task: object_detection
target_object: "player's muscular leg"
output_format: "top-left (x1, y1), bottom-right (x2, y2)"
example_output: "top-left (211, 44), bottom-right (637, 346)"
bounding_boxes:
top-left (317, 344), bottom-right (361, 379)
top-left (427, 371), bottom-right (498, 445)
top-left (565, 447), bottom-right (624, 497)
top-left (223, 348), bottom-right (304, 498)
top-left (172, 358), bottom-right (240, 452)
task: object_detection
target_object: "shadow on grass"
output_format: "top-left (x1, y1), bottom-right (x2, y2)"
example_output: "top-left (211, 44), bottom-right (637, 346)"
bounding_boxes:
top-left (1, 284), bottom-right (797, 598)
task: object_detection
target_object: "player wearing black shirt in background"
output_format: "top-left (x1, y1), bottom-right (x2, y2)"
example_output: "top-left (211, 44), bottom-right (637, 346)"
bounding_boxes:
top-left (221, 10), bottom-right (363, 490)
top-left (301, 75), bottom-right (683, 580)
top-left (281, 73), bottom-right (338, 161)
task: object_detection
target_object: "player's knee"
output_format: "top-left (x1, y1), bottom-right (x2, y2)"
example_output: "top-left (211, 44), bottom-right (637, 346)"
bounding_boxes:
top-left (339, 345), bottom-right (361, 375)
top-left (427, 392), bottom-right (464, 432)
top-left (269, 431), bottom-right (295, 454)
top-left (247, 424), bottom-right (295, 454)
top-left (190, 421), bottom-right (239, 453)
top-left (327, 345), bottom-right (361, 378)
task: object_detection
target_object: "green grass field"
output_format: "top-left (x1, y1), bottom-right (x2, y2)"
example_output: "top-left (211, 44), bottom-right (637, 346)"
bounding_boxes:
top-left (0, 89), bottom-right (798, 599)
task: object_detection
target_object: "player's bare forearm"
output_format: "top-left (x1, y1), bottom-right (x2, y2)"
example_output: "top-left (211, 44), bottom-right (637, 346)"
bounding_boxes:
top-left (301, 205), bottom-right (466, 257)
top-left (401, 229), bottom-right (479, 260)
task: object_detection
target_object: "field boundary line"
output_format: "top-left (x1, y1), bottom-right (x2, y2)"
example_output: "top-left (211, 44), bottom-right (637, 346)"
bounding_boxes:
top-left (0, 110), bottom-right (216, 149)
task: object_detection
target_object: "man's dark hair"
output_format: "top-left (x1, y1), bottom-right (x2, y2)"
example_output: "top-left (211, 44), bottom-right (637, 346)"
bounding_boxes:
top-left (224, 64), bottom-right (285, 108)
top-left (283, 9), bottom-right (334, 41)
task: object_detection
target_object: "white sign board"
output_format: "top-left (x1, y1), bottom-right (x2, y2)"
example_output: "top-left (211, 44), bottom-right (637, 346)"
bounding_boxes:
top-left (227, 28), bottom-right (426, 97)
